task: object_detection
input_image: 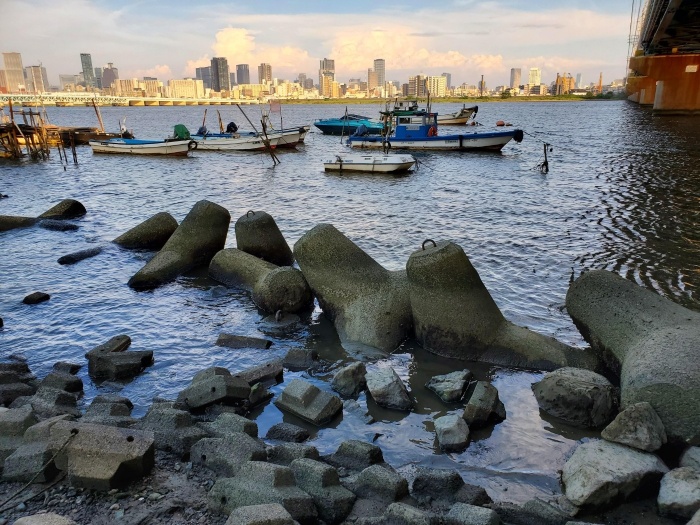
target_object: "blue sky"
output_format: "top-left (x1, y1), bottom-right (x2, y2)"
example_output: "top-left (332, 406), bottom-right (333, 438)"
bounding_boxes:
top-left (4, 0), bottom-right (634, 87)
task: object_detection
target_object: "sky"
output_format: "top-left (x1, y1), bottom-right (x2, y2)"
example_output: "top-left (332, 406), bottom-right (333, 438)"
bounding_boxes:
top-left (3, 0), bottom-right (634, 88)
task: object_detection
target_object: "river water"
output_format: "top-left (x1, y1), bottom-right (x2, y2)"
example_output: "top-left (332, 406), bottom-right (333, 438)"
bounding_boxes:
top-left (1, 101), bottom-right (698, 506)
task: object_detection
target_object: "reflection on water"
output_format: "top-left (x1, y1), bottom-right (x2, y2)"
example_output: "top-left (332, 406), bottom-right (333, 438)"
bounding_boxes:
top-left (1, 101), bottom-right (698, 503)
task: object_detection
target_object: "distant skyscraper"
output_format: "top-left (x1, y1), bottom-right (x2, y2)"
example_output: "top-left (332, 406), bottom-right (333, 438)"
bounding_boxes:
top-left (575, 73), bottom-right (582, 89)
top-left (367, 69), bottom-right (378, 91)
top-left (236, 64), bottom-right (250, 84)
top-left (510, 68), bottom-right (521, 89)
top-left (374, 59), bottom-right (385, 88)
top-left (80, 53), bottom-right (95, 88)
top-left (258, 63), bottom-right (272, 84)
top-left (24, 66), bottom-right (49, 93)
top-left (528, 67), bottom-right (541, 86)
top-left (211, 57), bottom-right (230, 92)
top-left (94, 67), bottom-right (103, 89)
top-left (426, 75), bottom-right (447, 97)
top-left (408, 75), bottom-right (427, 97)
top-left (101, 62), bottom-right (119, 90)
top-left (230, 72), bottom-right (236, 86)
top-left (319, 58), bottom-right (334, 89)
top-left (2, 52), bottom-right (25, 93)
top-left (441, 72), bottom-right (452, 89)
top-left (196, 66), bottom-right (211, 89)
top-left (298, 73), bottom-right (307, 87)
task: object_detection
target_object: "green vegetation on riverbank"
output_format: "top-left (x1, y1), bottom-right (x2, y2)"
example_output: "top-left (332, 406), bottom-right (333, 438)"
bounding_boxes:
top-left (281, 93), bottom-right (626, 105)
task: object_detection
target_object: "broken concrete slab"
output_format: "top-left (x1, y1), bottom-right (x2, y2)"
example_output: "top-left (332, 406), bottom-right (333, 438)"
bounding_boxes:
top-left (462, 381), bottom-right (506, 430)
top-left (191, 432), bottom-right (267, 476)
top-left (85, 335), bottom-right (154, 381)
top-left (291, 457), bottom-right (356, 524)
top-left (177, 367), bottom-right (251, 410)
top-left (134, 405), bottom-right (207, 458)
top-left (274, 378), bottom-right (342, 426)
top-left (216, 333), bottom-right (273, 350)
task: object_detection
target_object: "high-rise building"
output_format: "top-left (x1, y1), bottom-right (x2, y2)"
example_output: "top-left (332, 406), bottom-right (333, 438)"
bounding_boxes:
top-left (94, 67), bottom-right (103, 89)
top-left (0, 71), bottom-right (7, 92)
top-left (258, 63), bottom-right (272, 84)
top-left (229, 72), bottom-right (236, 86)
top-left (80, 53), bottom-right (96, 88)
top-left (528, 67), bottom-right (541, 86)
top-left (24, 66), bottom-right (49, 93)
top-left (441, 72), bottom-right (452, 90)
top-left (408, 75), bottom-right (427, 97)
top-left (510, 68), bottom-right (521, 89)
top-left (367, 69), bottom-right (378, 91)
top-left (196, 66), bottom-right (211, 89)
top-left (575, 73), bottom-right (582, 89)
top-left (426, 75), bottom-right (447, 97)
top-left (320, 72), bottom-right (334, 97)
top-left (319, 58), bottom-right (334, 89)
top-left (298, 73), bottom-right (307, 87)
top-left (236, 64), bottom-right (250, 85)
top-left (211, 57), bottom-right (230, 92)
top-left (101, 63), bottom-right (119, 90)
top-left (59, 74), bottom-right (79, 90)
top-left (2, 52), bottom-right (25, 93)
top-left (374, 59), bottom-right (385, 89)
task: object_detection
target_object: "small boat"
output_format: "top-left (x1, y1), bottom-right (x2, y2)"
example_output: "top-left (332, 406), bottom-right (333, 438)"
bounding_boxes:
top-left (391, 100), bottom-right (478, 125)
top-left (191, 132), bottom-right (279, 151)
top-left (323, 153), bottom-right (416, 173)
top-left (313, 114), bottom-right (384, 136)
top-left (347, 109), bottom-right (523, 152)
top-left (89, 138), bottom-right (196, 156)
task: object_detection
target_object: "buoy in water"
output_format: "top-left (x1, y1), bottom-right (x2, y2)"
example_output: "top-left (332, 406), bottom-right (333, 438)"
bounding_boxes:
top-left (496, 120), bottom-right (505, 127)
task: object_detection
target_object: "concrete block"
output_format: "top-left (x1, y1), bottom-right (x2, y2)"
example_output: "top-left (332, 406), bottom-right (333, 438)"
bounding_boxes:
top-left (274, 379), bottom-right (342, 426)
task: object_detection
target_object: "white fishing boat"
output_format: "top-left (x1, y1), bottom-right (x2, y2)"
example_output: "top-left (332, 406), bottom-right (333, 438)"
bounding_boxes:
top-left (323, 153), bottom-right (416, 173)
top-left (89, 138), bottom-right (196, 156)
top-left (191, 133), bottom-right (280, 151)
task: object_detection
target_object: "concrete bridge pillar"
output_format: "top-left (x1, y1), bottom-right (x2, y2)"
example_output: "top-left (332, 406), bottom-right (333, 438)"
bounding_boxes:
top-left (627, 53), bottom-right (700, 114)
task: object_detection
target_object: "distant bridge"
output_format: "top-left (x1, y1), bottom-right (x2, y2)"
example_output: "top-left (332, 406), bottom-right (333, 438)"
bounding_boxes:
top-left (627, 0), bottom-right (700, 113)
top-left (0, 93), bottom-right (260, 107)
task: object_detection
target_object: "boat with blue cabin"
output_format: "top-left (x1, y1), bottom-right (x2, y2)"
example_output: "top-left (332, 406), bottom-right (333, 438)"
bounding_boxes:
top-left (313, 114), bottom-right (384, 136)
top-left (347, 109), bottom-right (523, 151)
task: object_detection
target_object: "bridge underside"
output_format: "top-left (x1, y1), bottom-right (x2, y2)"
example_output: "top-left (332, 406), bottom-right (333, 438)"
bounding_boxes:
top-left (627, 54), bottom-right (700, 114)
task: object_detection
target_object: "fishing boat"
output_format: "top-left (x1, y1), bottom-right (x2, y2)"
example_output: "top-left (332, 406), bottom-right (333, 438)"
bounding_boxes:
top-left (323, 153), bottom-right (416, 173)
top-left (347, 109), bottom-right (523, 152)
top-left (391, 100), bottom-right (478, 125)
top-left (313, 114), bottom-right (384, 136)
top-left (89, 138), bottom-right (196, 156)
top-left (191, 131), bottom-right (280, 151)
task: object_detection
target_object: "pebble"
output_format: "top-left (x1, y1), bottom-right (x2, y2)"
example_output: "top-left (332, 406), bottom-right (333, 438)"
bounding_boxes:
top-left (115, 510), bottom-right (125, 519)
top-left (148, 492), bottom-right (163, 501)
top-left (108, 489), bottom-right (119, 495)
top-left (109, 503), bottom-right (120, 511)
top-left (15, 503), bottom-right (26, 511)
top-left (174, 463), bottom-right (181, 471)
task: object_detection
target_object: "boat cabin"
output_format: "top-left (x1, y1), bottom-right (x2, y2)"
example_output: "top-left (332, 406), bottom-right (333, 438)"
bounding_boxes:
top-left (383, 111), bottom-right (439, 140)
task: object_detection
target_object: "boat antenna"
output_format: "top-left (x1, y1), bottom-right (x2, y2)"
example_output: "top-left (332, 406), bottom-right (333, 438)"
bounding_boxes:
top-left (235, 103), bottom-right (279, 165)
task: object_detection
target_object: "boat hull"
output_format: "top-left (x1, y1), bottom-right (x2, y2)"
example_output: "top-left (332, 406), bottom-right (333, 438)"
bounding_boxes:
top-left (89, 139), bottom-right (193, 156)
top-left (323, 154), bottom-right (416, 173)
top-left (192, 134), bottom-right (279, 151)
top-left (349, 131), bottom-right (517, 151)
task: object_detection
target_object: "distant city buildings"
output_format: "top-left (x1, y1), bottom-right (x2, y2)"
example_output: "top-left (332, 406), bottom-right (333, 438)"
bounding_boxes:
top-left (374, 58), bottom-right (385, 89)
top-left (258, 63), bottom-right (272, 84)
top-left (24, 65), bottom-right (49, 93)
top-left (102, 62), bottom-right (119, 91)
top-left (94, 67), bottom-right (103, 89)
top-left (196, 66), bottom-right (211, 89)
top-left (426, 75), bottom-right (447, 97)
top-left (210, 57), bottom-right (230, 92)
top-left (528, 67), bottom-right (541, 86)
top-left (441, 72), bottom-right (452, 90)
top-left (236, 64), bottom-right (250, 85)
top-left (2, 52), bottom-right (25, 93)
top-left (80, 53), bottom-right (95, 88)
top-left (575, 73), bottom-right (582, 89)
top-left (510, 68), bottom-right (521, 89)
top-left (319, 58), bottom-right (334, 90)
top-left (408, 75), bottom-right (427, 97)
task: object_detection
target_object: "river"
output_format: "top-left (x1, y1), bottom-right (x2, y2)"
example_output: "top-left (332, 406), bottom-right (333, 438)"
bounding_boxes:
top-left (1, 100), bottom-right (698, 507)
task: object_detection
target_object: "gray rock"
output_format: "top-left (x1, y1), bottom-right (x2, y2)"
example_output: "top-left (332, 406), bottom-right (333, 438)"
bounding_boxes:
top-left (134, 406), bottom-right (207, 457)
top-left (567, 269), bottom-right (700, 442)
top-left (235, 359), bottom-right (284, 387)
top-left (200, 412), bottom-right (258, 438)
top-left (82, 395), bottom-right (135, 427)
top-left (38, 199), bottom-right (86, 220)
top-left (283, 348), bottom-right (318, 372)
top-left (266, 422), bottom-right (310, 443)
top-left (0, 215), bottom-right (37, 232)
top-left (657, 467), bottom-right (700, 519)
top-left (681, 447), bottom-right (700, 470)
top-left (291, 458), bottom-right (356, 524)
top-left (37, 219), bottom-right (78, 232)
top-left (446, 502), bottom-right (500, 525)
top-left (113, 212), bottom-right (178, 250)
top-left (426, 370), bottom-right (472, 403)
top-left (332, 362), bottom-right (367, 398)
top-left (225, 503), bottom-right (296, 525)
top-left (561, 439), bottom-right (669, 508)
top-left (381, 502), bottom-right (436, 525)
top-left (274, 378), bottom-right (342, 426)
top-left (85, 335), bottom-right (153, 381)
top-left (689, 509), bottom-right (700, 525)
top-left (407, 241), bottom-right (601, 371)
top-left (533, 367), bottom-right (617, 429)
top-left (462, 381), bottom-right (505, 429)
top-left (434, 414), bottom-right (469, 451)
top-left (366, 367), bottom-right (413, 411)
top-left (57, 247), bottom-right (102, 265)
top-left (323, 440), bottom-right (384, 471)
top-left (23, 292), bottom-right (50, 305)
top-left (129, 200), bottom-right (230, 290)
top-left (13, 513), bottom-right (78, 525)
top-left (216, 333), bottom-right (272, 349)
top-left (191, 432), bottom-right (267, 476)
top-left (29, 387), bottom-right (80, 418)
top-left (293, 223), bottom-right (412, 353)
top-left (235, 210), bottom-right (294, 266)
top-left (52, 362), bottom-right (81, 374)
top-left (249, 383), bottom-right (274, 407)
top-left (3, 440), bottom-right (59, 482)
top-left (0, 382), bottom-right (36, 407)
top-left (411, 467), bottom-right (491, 508)
top-left (601, 401), bottom-right (667, 451)
top-left (268, 443), bottom-right (320, 466)
top-left (39, 371), bottom-right (83, 394)
top-left (177, 367), bottom-right (251, 410)
top-left (352, 464), bottom-right (409, 502)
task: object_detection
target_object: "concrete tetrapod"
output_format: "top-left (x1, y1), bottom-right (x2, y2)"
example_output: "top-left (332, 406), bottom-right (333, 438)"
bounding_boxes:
top-left (113, 211), bottom-right (178, 250)
top-left (235, 210), bottom-right (294, 266)
top-left (0, 199), bottom-right (86, 232)
top-left (128, 200), bottom-right (230, 290)
top-left (209, 248), bottom-right (312, 314)
top-left (406, 241), bottom-right (602, 371)
top-left (293, 223), bottom-right (413, 353)
top-left (566, 269), bottom-right (700, 443)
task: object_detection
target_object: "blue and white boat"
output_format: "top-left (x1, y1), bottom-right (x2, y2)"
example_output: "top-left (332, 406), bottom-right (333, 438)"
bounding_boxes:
top-left (347, 109), bottom-right (523, 152)
top-left (313, 114), bottom-right (384, 136)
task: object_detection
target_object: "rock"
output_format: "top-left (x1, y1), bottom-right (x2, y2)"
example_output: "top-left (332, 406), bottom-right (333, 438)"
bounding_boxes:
top-left (601, 401), bottom-right (667, 451)
top-left (0, 406), bottom-right (38, 465)
top-left (85, 335), bottom-right (154, 381)
top-left (200, 412), bottom-right (258, 438)
top-left (274, 378), bottom-right (342, 426)
top-left (82, 395), bottom-right (135, 427)
top-left (28, 386), bottom-right (80, 418)
top-left (426, 370), bottom-right (472, 403)
top-left (22, 291), bottom-right (50, 304)
top-left (39, 371), bottom-right (83, 394)
top-left (50, 420), bottom-right (155, 490)
top-left (266, 422), bottom-right (310, 443)
top-left (113, 212), bottom-right (178, 250)
top-left (249, 383), bottom-right (274, 407)
top-left (0, 215), bottom-right (37, 232)
top-left (657, 467), bottom-right (700, 519)
top-left (38, 199), bottom-right (86, 220)
top-left (37, 219), bottom-right (79, 232)
top-left (411, 467), bottom-right (491, 508)
top-left (406, 240), bottom-right (601, 371)
top-left (128, 200), bottom-right (230, 290)
top-left (435, 414), bottom-right (469, 451)
top-left (235, 210), bottom-right (294, 266)
top-left (532, 367), bottom-right (618, 429)
top-left (258, 312), bottom-right (302, 336)
top-left (13, 513), bottom-right (78, 525)
top-left (380, 502), bottom-right (435, 525)
top-left (322, 440), bottom-right (384, 471)
top-left (225, 503), bottom-right (296, 525)
top-left (566, 269), bottom-right (700, 442)
top-left (446, 502), bottom-right (500, 525)
top-left (689, 509), bottom-right (700, 525)
top-left (177, 367), bottom-right (251, 410)
top-left (561, 439), bottom-right (669, 508)
top-left (0, 381), bottom-right (36, 407)
top-left (681, 447), bottom-right (700, 470)
top-left (352, 464), bottom-right (409, 502)
top-left (365, 367), bottom-right (413, 411)
top-left (462, 381), bottom-right (506, 429)
top-left (216, 333), bottom-right (272, 350)
top-left (57, 246), bottom-right (102, 265)
top-left (208, 461), bottom-right (317, 523)
top-left (283, 348), bottom-right (318, 372)
top-left (134, 406), bottom-right (207, 458)
top-left (209, 248), bottom-right (312, 314)
top-left (191, 432), bottom-right (267, 476)
top-left (332, 362), bottom-right (367, 398)
top-left (52, 362), bottom-right (81, 374)
top-left (291, 458), bottom-right (356, 524)
top-left (268, 443), bottom-right (320, 466)
top-left (235, 359), bottom-right (284, 387)
top-left (293, 223), bottom-right (412, 352)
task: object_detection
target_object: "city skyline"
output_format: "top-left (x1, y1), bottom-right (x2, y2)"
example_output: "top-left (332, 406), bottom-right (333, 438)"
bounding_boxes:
top-left (3, 0), bottom-right (630, 88)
